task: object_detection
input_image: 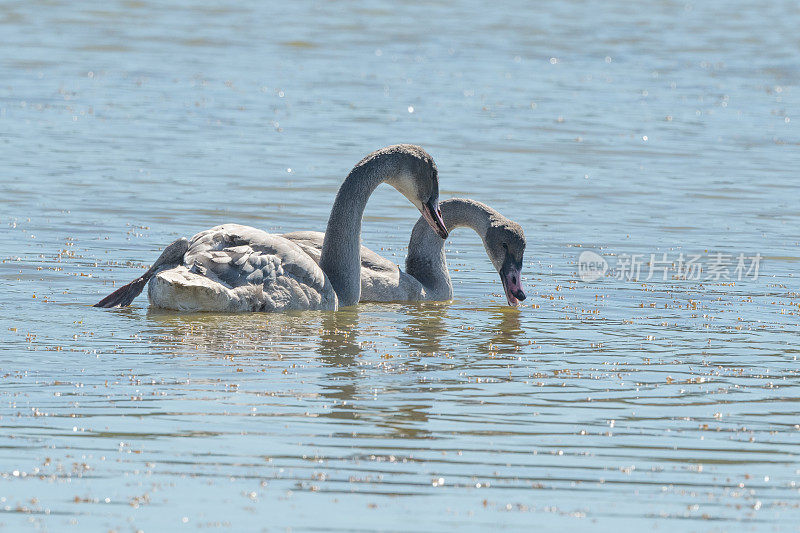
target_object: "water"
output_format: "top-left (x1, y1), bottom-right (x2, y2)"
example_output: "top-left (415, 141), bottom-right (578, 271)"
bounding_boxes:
top-left (2, 0), bottom-right (800, 530)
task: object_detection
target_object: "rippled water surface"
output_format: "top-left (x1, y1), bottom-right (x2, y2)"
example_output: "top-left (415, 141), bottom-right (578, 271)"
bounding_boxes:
top-left (2, 0), bottom-right (800, 530)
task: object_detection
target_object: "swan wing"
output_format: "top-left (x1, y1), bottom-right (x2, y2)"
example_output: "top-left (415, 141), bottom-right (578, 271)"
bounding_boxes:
top-left (282, 231), bottom-right (425, 302)
top-left (149, 224), bottom-right (337, 312)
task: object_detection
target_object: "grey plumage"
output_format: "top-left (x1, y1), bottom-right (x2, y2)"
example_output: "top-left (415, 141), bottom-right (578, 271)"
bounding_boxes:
top-left (406, 198), bottom-right (526, 301)
top-left (94, 144), bottom-right (444, 312)
top-left (146, 224), bottom-right (336, 312)
top-left (319, 144), bottom-right (441, 307)
top-left (283, 198), bottom-right (527, 304)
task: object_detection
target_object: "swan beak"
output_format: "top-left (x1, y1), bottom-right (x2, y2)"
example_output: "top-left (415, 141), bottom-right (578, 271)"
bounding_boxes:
top-left (422, 199), bottom-right (448, 239)
top-left (500, 263), bottom-right (526, 307)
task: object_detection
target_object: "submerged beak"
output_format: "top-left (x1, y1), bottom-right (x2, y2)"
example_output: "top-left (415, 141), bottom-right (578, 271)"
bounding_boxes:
top-left (421, 199), bottom-right (448, 239)
top-left (500, 262), bottom-right (526, 307)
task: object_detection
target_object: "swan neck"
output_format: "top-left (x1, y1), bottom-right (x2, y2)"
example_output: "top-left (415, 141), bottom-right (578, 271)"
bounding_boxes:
top-left (441, 198), bottom-right (493, 237)
top-left (319, 162), bottom-right (384, 307)
top-left (405, 199), bottom-right (493, 300)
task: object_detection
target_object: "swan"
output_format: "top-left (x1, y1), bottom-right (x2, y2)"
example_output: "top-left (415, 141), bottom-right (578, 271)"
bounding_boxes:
top-left (283, 198), bottom-right (527, 306)
top-left (94, 144), bottom-right (448, 312)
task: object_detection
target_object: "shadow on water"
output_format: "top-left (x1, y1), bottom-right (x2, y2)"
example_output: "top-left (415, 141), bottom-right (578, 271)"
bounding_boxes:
top-left (482, 305), bottom-right (525, 354)
top-left (317, 308), bottom-right (361, 420)
top-left (138, 305), bottom-right (443, 438)
top-left (315, 305), bottom-right (442, 439)
top-left (317, 308), bottom-right (362, 367)
top-left (398, 300), bottom-right (452, 355)
top-left (140, 307), bottom-right (322, 358)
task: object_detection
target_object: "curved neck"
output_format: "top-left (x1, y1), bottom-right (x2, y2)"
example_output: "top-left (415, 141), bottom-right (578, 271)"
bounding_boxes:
top-left (319, 154), bottom-right (399, 307)
top-left (405, 198), bottom-right (493, 300)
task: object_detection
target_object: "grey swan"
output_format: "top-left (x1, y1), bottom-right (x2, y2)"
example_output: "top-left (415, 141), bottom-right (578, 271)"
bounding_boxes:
top-left (94, 144), bottom-right (448, 312)
top-left (283, 198), bottom-right (527, 306)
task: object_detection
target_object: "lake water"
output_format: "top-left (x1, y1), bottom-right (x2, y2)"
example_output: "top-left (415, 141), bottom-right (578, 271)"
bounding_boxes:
top-left (2, 0), bottom-right (799, 530)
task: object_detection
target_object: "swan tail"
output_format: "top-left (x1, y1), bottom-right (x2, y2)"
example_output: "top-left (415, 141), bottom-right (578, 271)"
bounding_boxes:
top-left (94, 237), bottom-right (189, 308)
top-left (94, 276), bottom-right (149, 308)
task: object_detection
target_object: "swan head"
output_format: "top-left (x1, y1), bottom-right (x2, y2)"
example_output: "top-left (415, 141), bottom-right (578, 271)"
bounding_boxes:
top-left (383, 145), bottom-right (448, 239)
top-left (484, 218), bottom-right (527, 306)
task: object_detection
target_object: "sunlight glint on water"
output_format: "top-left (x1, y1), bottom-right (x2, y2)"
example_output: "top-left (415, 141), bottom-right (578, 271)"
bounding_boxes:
top-left (1, 0), bottom-right (799, 530)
